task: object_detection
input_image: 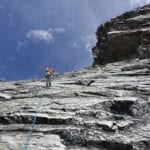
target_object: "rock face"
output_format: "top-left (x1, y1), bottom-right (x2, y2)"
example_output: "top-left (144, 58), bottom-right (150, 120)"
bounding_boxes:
top-left (92, 4), bottom-right (150, 65)
top-left (0, 58), bottom-right (150, 150)
top-left (0, 5), bottom-right (150, 150)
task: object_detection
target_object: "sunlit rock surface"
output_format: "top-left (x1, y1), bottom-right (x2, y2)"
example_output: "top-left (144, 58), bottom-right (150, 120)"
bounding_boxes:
top-left (0, 58), bottom-right (150, 150)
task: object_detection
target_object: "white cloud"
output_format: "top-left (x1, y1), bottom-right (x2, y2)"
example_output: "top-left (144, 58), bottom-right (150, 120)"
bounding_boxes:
top-left (26, 30), bottom-right (54, 44)
top-left (26, 27), bottom-right (66, 43)
top-left (82, 34), bottom-right (96, 52)
top-left (17, 40), bottom-right (27, 52)
top-left (129, 0), bottom-right (150, 6)
top-left (54, 27), bottom-right (66, 33)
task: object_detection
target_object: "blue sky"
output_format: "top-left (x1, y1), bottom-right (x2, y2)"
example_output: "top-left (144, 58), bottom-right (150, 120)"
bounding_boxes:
top-left (0, 0), bottom-right (149, 81)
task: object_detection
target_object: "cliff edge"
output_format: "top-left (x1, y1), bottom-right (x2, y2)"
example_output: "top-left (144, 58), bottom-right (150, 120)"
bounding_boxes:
top-left (92, 4), bottom-right (150, 65)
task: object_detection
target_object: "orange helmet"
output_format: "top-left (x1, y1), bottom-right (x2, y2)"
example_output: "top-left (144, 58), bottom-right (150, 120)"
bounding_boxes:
top-left (45, 68), bottom-right (54, 73)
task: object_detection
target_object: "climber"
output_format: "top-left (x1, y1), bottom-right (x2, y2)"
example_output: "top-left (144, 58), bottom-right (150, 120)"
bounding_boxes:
top-left (45, 68), bottom-right (54, 87)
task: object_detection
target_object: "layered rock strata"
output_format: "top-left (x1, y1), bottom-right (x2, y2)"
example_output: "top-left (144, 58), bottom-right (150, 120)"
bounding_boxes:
top-left (0, 58), bottom-right (150, 150)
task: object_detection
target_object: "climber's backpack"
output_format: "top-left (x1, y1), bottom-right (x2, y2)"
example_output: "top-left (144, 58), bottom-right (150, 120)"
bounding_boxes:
top-left (45, 72), bottom-right (51, 78)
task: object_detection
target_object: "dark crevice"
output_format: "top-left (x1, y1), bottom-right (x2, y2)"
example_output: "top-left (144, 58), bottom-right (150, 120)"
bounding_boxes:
top-left (82, 91), bottom-right (111, 97)
top-left (0, 115), bottom-right (74, 125)
top-left (100, 141), bottom-right (133, 150)
top-left (62, 80), bottom-right (95, 86)
top-left (113, 73), bottom-right (150, 77)
top-left (50, 129), bottom-right (133, 150)
top-left (110, 100), bottom-right (134, 116)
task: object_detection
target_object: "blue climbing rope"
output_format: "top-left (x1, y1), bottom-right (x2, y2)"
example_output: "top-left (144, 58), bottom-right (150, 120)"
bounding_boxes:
top-left (23, 98), bottom-right (41, 150)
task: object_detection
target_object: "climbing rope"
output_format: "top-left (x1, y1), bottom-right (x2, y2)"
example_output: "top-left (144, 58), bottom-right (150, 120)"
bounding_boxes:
top-left (23, 98), bottom-right (41, 150)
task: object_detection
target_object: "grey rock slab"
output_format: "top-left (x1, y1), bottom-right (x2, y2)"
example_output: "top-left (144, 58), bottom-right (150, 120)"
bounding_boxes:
top-left (117, 120), bottom-right (134, 130)
top-left (0, 82), bottom-right (17, 91)
top-left (0, 132), bottom-right (66, 150)
top-left (0, 93), bottom-right (12, 101)
top-left (0, 57), bottom-right (150, 149)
